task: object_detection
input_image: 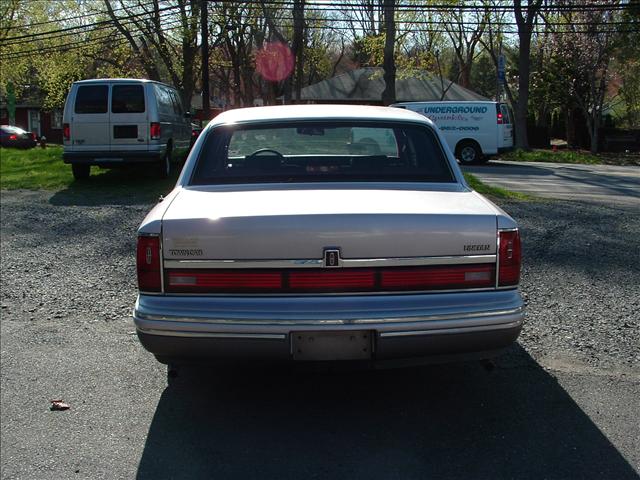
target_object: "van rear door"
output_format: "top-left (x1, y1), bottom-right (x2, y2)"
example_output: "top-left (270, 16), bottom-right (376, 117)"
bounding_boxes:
top-left (498, 103), bottom-right (514, 148)
top-left (110, 83), bottom-right (148, 152)
top-left (71, 84), bottom-right (110, 152)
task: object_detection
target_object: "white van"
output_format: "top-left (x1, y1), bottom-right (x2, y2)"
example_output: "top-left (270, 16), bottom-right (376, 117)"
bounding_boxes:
top-left (391, 101), bottom-right (513, 164)
top-left (62, 79), bottom-right (192, 179)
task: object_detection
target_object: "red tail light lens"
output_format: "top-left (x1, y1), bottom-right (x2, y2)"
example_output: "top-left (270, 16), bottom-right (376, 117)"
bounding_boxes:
top-left (150, 122), bottom-right (161, 140)
top-left (8, 134), bottom-right (17, 140)
top-left (164, 264), bottom-right (496, 293)
top-left (497, 112), bottom-right (504, 124)
top-left (137, 235), bottom-right (161, 292)
top-left (63, 123), bottom-right (70, 140)
top-left (381, 264), bottom-right (494, 290)
top-left (498, 230), bottom-right (521, 286)
top-left (167, 270), bottom-right (281, 293)
top-left (290, 270), bottom-right (375, 290)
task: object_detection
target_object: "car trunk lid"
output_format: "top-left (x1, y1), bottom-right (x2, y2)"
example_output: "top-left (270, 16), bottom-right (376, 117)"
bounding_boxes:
top-left (161, 187), bottom-right (498, 261)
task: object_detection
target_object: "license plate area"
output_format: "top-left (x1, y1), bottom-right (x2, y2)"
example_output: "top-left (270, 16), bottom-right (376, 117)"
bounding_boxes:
top-left (291, 331), bottom-right (373, 361)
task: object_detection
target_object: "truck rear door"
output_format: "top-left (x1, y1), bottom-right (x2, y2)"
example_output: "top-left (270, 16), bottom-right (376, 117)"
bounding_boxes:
top-left (71, 85), bottom-right (110, 152)
top-left (110, 84), bottom-right (148, 153)
top-left (498, 104), bottom-right (514, 148)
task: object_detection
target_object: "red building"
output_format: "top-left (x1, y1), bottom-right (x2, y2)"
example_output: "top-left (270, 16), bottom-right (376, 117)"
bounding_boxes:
top-left (0, 101), bottom-right (64, 144)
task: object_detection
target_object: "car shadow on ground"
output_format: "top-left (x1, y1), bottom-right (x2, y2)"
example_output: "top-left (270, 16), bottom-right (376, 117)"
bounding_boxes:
top-left (136, 346), bottom-right (637, 480)
top-left (48, 167), bottom-right (180, 207)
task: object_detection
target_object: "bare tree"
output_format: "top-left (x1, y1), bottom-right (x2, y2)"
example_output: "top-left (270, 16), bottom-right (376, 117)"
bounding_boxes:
top-left (381, 0), bottom-right (396, 105)
top-left (105, 0), bottom-right (201, 106)
top-left (513, 0), bottom-right (544, 149)
top-left (441, 3), bottom-right (489, 89)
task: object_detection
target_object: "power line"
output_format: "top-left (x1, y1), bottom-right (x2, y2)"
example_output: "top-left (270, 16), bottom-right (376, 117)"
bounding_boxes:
top-left (1, 3), bottom-right (182, 43)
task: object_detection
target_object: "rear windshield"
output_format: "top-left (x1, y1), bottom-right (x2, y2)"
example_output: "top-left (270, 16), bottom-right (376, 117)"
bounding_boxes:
top-left (1, 125), bottom-right (28, 134)
top-left (74, 85), bottom-right (108, 114)
top-left (112, 85), bottom-right (145, 113)
top-left (190, 122), bottom-right (454, 185)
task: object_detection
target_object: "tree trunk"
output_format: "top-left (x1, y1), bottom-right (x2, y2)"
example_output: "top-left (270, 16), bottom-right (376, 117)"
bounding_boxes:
top-left (515, 25), bottom-right (532, 150)
top-left (292, 0), bottom-right (305, 103)
top-left (590, 114), bottom-right (600, 154)
top-left (381, 0), bottom-right (396, 105)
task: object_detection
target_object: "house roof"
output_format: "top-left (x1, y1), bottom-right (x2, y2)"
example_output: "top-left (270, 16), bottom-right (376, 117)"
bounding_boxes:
top-left (297, 67), bottom-right (489, 103)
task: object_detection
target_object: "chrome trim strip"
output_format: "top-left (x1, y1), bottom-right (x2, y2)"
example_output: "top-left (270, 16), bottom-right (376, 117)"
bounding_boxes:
top-left (143, 285), bottom-right (502, 297)
top-left (379, 320), bottom-right (522, 338)
top-left (163, 254), bottom-right (497, 270)
top-left (137, 328), bottom-right (286, 340)
top-left (159, 230), bottom-right (165, 294)
top-left (134, 306), bottom-right (523, 326)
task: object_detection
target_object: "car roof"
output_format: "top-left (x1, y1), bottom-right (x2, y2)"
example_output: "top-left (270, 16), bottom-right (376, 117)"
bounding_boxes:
top-left (208, 104), bottom-right (433, 127)
top-left (72, 78), bottom-right (168, 86)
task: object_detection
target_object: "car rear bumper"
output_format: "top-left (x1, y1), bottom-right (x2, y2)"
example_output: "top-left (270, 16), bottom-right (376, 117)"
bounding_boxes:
top-left (63, 149), bottom-right (164, 165)
top-left (133, 289), bottom-right (524, 365)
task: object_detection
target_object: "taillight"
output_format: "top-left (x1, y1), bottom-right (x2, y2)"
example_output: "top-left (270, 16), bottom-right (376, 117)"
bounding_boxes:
top-left (290, 270), bottom-right (375, 290)
top-left (136, 235), bottom-right (161, 292)
top-left (150, 122), bottom-right (161, 140)
top-left (498, 230), bottom-right (521, 286)
top-left (382, 265), bottom-right (495, 290)
top-left (31, 132), bottom-right (37, 140)
top-left (63, 123), bottom-right (70, 140)
top-left (497, 112), bottom-right (504, 124)
top-left (8, 134), bottom-right (17, 140)
top-left (164, 264), bottom-right (496, 293)
top-left (167, 270), bottom-right (281, 293)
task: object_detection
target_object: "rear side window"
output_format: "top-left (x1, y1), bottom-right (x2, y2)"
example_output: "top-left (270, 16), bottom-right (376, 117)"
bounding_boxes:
top-left (500, 104), bottom-right (511, 124)
top-left (169, 90), bottom-right (183, 116)
top-left (155, 85), bottom-right (174, 115)
top-left (112, 85), bottom-right (145, 113)
top-left (74, 85), bottom-right (108, 114)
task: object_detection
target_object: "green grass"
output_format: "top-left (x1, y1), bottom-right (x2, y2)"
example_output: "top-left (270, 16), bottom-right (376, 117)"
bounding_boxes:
top-left (1, 145), bottom-right (70, 189)
top-left (0, 145), bottom-right (177, 203)
top-left (501, 148), bottom-right (602, 165)
top-left (1, 146), bottom-right (534, 204)
top-left (463, 172), bottom-right (533, 201)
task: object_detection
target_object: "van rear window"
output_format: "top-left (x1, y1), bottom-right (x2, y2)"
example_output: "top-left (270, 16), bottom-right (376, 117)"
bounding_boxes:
top-left (112, 85), bottom-right (145, 113)
top-left (75, 86), bottom-right (108, 114)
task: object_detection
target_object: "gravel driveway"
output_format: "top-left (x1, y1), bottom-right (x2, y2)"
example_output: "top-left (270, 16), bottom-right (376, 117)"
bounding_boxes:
top-left (1, 189), bottom-right (638, 479)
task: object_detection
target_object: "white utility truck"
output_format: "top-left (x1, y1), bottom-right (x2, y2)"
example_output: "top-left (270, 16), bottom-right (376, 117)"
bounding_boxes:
top-left (392, 101), bottom-right (513, 164)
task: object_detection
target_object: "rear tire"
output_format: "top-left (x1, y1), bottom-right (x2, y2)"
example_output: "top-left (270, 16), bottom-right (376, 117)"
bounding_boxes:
top-left (455, 141), bottom-right (483, 165)
top-left (158, 147), bottom-right (171, 178)
top-left (71, 163), bottom-right (90, 180)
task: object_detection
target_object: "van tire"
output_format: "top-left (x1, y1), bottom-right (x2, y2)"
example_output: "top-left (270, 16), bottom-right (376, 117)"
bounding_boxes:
top-left (158, 146), bottom-right (171, 178)
top-left (71, 163), bottom-right (90, 180)
top-left (455, 141), bottom-right (483, 165)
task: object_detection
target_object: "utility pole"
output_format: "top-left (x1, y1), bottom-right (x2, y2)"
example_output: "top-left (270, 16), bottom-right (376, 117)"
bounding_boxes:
top-left (201, 0), bottom-right (211, 120)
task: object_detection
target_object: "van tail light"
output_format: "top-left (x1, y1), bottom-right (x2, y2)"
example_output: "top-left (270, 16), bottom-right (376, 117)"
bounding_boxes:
top-left (498, 230), bottom-right (521, 286)
top-left (497, 112), bottom-right (504, 124)
top-left (136, 235), bottom-right (162, 292)
top-left (150, 122), bottom-right (161, 140)
top-left (63, 123), bottom-right (70, 140)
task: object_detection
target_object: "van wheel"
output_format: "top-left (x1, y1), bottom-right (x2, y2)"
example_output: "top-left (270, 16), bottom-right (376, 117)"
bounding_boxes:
top-left (158, 147), bottom-right (171, 178)
top-left (456, 141), bottom-right (483, 165)
top-left (71, 163), bottom-right (90, 180)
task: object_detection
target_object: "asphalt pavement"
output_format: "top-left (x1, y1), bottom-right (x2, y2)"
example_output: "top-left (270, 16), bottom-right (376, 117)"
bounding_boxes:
top-left (463, 160), bottom-right (640, 206)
